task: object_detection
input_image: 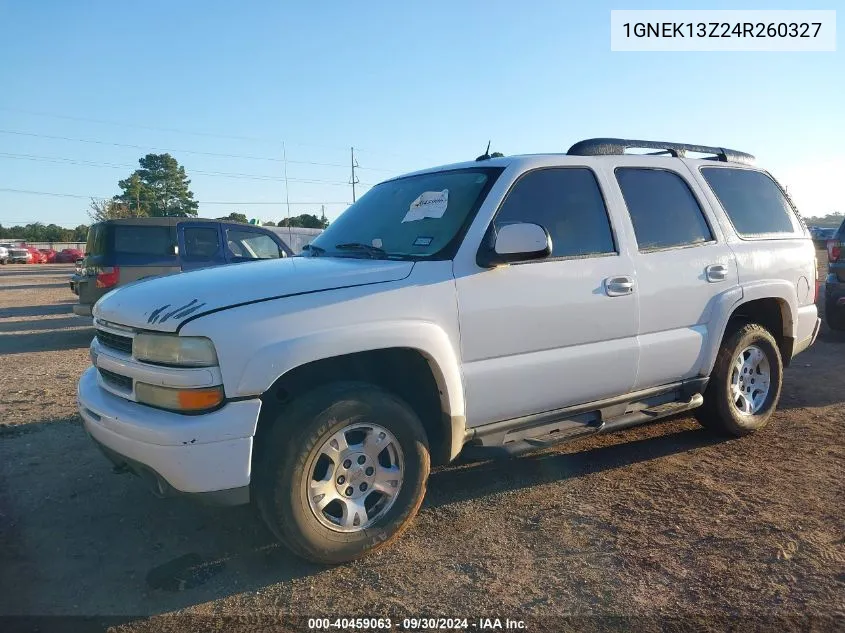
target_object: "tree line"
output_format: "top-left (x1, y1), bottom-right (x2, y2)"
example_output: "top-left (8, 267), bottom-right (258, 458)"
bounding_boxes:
top-left (216, 212), bottom-right (329, 228)
top-left (804, 212), bottom-right (844, 228)
top-left (90, 153), bottom-right (328, 228)
top-left (0, 222), bottom-right (89, 243)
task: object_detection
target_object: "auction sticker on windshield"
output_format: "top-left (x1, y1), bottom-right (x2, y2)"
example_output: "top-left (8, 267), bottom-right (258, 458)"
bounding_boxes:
top-left (402, 189), bottom-right (449, 222)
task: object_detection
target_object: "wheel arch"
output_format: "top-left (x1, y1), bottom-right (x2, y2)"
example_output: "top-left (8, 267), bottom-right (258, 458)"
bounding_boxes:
top-left (245, 322), bottom-right (466, 467)
top-left (703, 282), bottom-right (797, 376)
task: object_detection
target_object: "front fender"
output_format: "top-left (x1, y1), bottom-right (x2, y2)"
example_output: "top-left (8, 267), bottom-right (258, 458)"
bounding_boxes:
top-left (235, 320), bottom-right (466, 420)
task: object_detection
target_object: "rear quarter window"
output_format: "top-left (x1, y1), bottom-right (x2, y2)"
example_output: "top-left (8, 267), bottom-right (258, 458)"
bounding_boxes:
top-left (700, 168), bottom-right (801, 237)
top-left (114, 226), bottom-right (175, 255)
top-left (85, 223), bottom-right (108, 256)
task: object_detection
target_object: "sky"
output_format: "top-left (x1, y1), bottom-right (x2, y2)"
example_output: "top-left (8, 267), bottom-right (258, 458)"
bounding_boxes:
top-left (0, 0), bottom-right (842, 228)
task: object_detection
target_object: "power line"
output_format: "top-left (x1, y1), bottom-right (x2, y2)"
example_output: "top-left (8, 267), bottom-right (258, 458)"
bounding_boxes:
top-left (0, 128), bottom-right (392, 173)
top-left (0, 187), bottom-right (351, 206)
top-left (0, 151), bottom-right (375, 186)
top-left (0, 107), bottom-right (412, 165)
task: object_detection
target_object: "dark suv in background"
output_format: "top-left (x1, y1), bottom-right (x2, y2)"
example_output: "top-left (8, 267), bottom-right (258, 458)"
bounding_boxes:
top-left (70, 218), bottom-right (290, 316)
top-left (825, 219), bottom-right (845, 331)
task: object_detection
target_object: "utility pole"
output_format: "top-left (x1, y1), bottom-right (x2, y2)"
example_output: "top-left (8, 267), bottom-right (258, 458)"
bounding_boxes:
top-left (350, 146), bottom-right (360, 203)
top-left (282, 142), bottom-right (292, 243)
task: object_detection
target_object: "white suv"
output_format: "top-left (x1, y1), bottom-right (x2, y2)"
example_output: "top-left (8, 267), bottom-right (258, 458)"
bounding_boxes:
top-left (78, 138), bottom-right (820, 563)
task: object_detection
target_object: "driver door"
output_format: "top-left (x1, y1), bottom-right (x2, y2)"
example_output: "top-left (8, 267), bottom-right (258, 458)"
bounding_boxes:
top-left (453, 166), bottom-right (640, 427)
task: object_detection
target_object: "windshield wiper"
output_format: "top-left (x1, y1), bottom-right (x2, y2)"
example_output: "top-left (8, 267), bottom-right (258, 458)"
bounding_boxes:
top-left (302, 243), bottom-right (325, 256)
top-left (334, 242), bottom-right (388, 259)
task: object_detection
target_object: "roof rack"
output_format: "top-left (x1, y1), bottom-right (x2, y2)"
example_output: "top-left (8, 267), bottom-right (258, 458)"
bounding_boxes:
top-left (567, 138), bottom-right (754, 165)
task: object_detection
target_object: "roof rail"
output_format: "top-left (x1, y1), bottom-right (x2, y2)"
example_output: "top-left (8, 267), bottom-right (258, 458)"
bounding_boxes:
top-left (567, 138), bottom-right (755, 165)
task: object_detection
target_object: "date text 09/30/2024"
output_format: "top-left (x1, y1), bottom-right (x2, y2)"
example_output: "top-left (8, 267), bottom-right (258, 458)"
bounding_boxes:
top-left (308, 617), bottom-right (527, 630)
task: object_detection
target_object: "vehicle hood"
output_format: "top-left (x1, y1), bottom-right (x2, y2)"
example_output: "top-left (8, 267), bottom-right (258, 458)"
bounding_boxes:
top-left (93, 257), bottom-right (415, 333)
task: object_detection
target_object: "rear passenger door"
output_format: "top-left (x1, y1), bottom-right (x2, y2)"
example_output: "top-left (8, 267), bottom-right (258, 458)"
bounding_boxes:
top-left (179, 223), bottom-right (226, 270)
top-left (609, 159), bottom-right (738, 390)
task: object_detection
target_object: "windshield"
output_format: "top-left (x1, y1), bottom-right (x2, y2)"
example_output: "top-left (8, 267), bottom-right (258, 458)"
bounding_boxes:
top-left (308, 168), bottom-right (501, 259)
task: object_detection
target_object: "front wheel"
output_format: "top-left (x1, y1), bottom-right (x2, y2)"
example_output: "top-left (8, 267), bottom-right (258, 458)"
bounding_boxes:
top-left (254, 383), bottom-right (430, 564)
top-left (696, 323), bottom-right (783, 436)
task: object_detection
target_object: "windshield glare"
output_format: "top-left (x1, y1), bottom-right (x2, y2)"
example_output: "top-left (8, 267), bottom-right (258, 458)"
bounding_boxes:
top-left (309, 169), bottom-right (496, 259)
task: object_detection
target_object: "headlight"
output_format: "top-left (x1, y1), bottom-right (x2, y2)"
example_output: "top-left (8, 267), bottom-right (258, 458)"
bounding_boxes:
top-left (133, 333), bottom-right (218, 367)
top-left (135, 383), bottom-right (224, 413)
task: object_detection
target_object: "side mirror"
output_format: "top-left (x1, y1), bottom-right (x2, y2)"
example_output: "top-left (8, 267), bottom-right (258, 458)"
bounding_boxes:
top-left (172, 245), bottom-right (179, 255)
top-left (479, 222), bottom-right (552, 267)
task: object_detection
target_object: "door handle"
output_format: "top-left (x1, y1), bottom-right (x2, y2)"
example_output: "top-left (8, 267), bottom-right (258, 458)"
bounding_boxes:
top-left (605, 276), bottom-right (634, 297)
top-left (706, 264), bottom-right (728, 282)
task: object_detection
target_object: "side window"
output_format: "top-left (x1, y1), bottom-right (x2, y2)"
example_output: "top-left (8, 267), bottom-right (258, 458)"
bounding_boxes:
top-left (182, 227), bottom-right (221, 260)
top-left (615, 168), bottom-right (713, 251)
top-left (226, 229), bottom-right (282, 260)
top-left (700, 168), bottom-right (799, 236)
top-left (494, 168), bottom-right (615, 258)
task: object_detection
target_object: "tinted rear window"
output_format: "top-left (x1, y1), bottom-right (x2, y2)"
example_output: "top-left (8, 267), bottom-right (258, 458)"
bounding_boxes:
top-left (615, 168), bottom-right (713, 251)
top-left (85, 223), bottom-right (108, 256)
top-left (113, 226), bottom-right (174, 255)
top-left (700, 168), bottom-right (798, 236)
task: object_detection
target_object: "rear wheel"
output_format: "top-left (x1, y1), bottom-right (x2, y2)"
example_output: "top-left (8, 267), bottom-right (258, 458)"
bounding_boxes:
top-left (254, 382), bottom-right (430, 564)
top-left (696, 323), bottom-right (783, 436)
top-left (824, 296), bottom-right (845, 331)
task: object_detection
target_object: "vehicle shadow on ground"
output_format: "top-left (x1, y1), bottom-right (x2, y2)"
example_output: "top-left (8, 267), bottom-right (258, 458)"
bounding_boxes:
top-left (0, 268), bottom-right (73, 278)
top-left (0, 418), bottom-right (726, 618)
top-left (0, 327), bottom-right (94, 354)
top-left (778, 323), bottom-right (845, 410)
top-left (0, 282), bottom-right (71, 291)
top-left (426, 426), bottom-right (724, 509)
top-left (0, 302), bottom-right (74, 319)
top-left (0, 316), bottom-right (92, 334)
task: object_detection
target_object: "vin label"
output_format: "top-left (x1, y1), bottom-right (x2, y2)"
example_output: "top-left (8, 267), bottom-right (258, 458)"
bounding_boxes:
top-left (610, 10), bottom-right (836, 52)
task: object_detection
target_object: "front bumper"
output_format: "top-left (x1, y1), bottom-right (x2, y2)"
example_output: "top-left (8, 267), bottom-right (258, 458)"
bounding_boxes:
top-left (77, 366), bottom-right (261, 502)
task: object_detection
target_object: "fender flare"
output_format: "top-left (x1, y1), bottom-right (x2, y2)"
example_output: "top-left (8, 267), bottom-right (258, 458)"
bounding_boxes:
top-left (699, 281), bottom-right (796, 376)
top-left (237, 320), bottom-right (467, 459)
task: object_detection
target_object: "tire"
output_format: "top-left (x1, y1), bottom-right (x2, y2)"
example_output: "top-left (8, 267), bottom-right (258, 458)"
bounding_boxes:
top-left (254, 382), bottom-right (430, 564)
top-left (824, 297), bottom-right (845, 331)
top-left (695, 323), bottom-right (783, 436)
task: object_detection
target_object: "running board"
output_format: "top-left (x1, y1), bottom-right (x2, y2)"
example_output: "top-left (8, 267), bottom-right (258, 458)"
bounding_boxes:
top-left (599, 393), bottom-right (704, 433)
top-left (460, 393), bottom-right (704, 460)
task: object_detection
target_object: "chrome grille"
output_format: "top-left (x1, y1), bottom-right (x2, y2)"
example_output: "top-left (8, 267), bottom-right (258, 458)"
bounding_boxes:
top-left (98, 368), bottom-right (132, 391)
top-left (96, 329), bottom-right (133, 354)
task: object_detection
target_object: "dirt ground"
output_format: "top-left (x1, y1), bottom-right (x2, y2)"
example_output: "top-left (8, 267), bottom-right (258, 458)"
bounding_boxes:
top-left (0, 264), bottom-right (843, 632)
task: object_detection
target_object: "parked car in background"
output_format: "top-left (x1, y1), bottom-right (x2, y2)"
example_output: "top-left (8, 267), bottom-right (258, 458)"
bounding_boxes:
top-left (56, 248), bottom-right (85, 263)
top-left (8, 247), bottom-right (32, 264)
top-left (70, 217), bottom-right (288, 316)
top-left (264, 226), bottom-right (324, 255)
top-left (824, 218), bottom-right (845, 331)
top-left (26, 247), bottom-right (46, 264)
top-left (78, 138), bottom-right (819, 564)
top-left (39, 248), bottom-right (58, 263)
top-left (810, 226), bottom-right (837, 249)
top-left (0, 245), bottom-right (7, 264)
